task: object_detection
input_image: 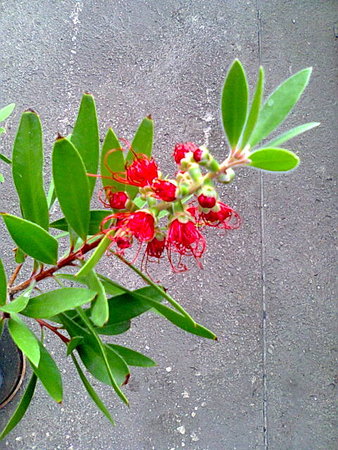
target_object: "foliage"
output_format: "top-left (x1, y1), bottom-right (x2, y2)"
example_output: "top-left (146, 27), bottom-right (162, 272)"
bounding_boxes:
top-left (0, 60), bottom-right (318, 438)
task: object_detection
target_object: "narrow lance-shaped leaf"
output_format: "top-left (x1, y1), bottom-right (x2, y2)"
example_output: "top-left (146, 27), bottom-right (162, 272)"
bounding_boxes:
top-left (52, 137), bottom-right (90, 240)
top-left (240, 66), bottom-right (264, 149)
top-left (248, 148), bottom-right (300, 172)
top-left (249, 68), bottom-right (312, 148)
top-left (0, 153), bottom-right (11, 164)
top-left (21, 288), bottom-right (97, 319)
top-left (50, 209), bottom-right (111, 235)
top-left (1, 214), bottom-right (58, 265)
top-left (100, 128), bottom-right (125, 190)
top-left (12, 111), bottom-right (49, 229)
top-left (8, 314), bottom-right (40, 366)
top-left (70, 93), bottom-right (99, 196)
top-left (221, 59), bottom-right (249, 149)
top-left (0, 259), bottom-right (7, 306)
top-left (262, 122), bottom-right (320, 148)
top-left (30, 342), bottom-right (63, 403)
top-left (75, 307), bottom-right (129, 405)
top-left (0, 374), bottom-right (37, 441)
top-left (0, 282), bottom-right (35, 314)
top-left (125, 116), bottom-right (154, 199)
top-left (108, 344), bottom-right (156, 367)
top-left (0, 103), bottom-right (15, 122)
top-left (78, 270), bottom-right (108, 327)
top-left (71, 353), bottom-right (115, 425)
top-left (132, 292), bottom-right (217, 340)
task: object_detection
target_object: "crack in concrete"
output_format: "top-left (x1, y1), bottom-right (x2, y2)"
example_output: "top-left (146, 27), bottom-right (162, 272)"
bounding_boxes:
top-left (256, 1), bottom-right (268, 449)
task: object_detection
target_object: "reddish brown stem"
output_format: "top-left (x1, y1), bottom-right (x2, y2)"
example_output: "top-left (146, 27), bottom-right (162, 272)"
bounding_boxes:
top-left (9, 236), bottom-right (103, 296)
top-left (8, 263), bottom-right (23, 287)
top-left (37, 319), bottom-right (70, 344)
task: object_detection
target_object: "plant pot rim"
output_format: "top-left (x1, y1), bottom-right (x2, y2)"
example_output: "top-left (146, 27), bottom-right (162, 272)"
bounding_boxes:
top-left (0, 344), bottom-right (26, 409)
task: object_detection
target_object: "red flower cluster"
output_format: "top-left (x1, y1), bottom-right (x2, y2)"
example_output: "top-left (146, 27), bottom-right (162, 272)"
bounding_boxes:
top-left (97, 142), bottom-right (241, 273)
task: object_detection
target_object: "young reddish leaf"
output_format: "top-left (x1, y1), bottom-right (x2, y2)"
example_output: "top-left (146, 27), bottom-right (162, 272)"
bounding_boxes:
top-left (249, 68), bottom-right (312, 147)
top-left (70, 93), bottom-right (99, 196)
top-left (12, 111), bottom-right (49, 229)
top-left (21, 288), bottom-right (96, 319)
top-left (249, 148), bottom-right (300, 172)
top-left (1, 214), bottom-right (58, 265)
top-left (0, 374), bottom-right (37, 440)
top-left (52, 137), bottom-right (90, 240)
top-left (221, 59), bottom-right (249, 149)
top-left (8, 315), bottom-right (40, 367)
top-left (100, 128), bottom-right (125, 190)
top-left (30, 342), bottom-right (63, 403)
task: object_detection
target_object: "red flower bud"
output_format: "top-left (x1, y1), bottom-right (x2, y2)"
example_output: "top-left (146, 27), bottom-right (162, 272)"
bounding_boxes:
top-left (100, 187), bottom-right (129, 209)
top-left (173, 142), bottom-right (198, 164)
top-left (151, 179), bottom-right (177, 202)
top-left (193, 148), bottom-right (203, 162)
top-left (197, 193), bottom-right (217, 208)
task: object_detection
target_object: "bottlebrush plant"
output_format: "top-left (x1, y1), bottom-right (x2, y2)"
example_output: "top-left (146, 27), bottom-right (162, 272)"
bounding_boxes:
top-left (0, 60), bottom-right (318, 438)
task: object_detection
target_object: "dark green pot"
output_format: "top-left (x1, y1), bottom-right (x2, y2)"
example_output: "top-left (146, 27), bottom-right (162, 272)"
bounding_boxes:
top-left (0, 324), bottom-right (26, 409)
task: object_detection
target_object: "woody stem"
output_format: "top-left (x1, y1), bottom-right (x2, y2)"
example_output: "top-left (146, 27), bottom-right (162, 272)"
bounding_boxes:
top-left (8, 235), bottom-right (103, 296)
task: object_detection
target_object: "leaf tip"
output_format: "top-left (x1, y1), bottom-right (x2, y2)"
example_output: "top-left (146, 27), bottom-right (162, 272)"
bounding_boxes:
top-left (24, 108), bottom-right (37, 115)
top-left (56, 133), bottom-right (64, 141)
top-left (146, 114), bottom-right (153, 120)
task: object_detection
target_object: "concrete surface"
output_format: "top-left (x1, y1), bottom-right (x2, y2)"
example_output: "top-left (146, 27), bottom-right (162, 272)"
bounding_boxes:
top-left (0, 0), bottom-right (336, 449)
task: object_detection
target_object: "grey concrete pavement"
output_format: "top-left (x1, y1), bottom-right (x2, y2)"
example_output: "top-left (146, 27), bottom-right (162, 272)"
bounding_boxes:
top-left (0, 1), bottom-right (336, 449)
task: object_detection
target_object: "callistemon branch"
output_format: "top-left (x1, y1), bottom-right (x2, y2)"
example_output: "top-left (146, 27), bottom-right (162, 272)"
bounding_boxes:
top-left (8, 235), bottom-right (103, 296)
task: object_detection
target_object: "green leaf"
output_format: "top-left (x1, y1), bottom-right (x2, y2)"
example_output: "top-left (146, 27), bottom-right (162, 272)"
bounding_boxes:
top-left (0, 173), bottom-right (3, 183)
top-left (52, 137), bottom-right (90, 240)
top-left (50, 210), bottom-right (111, 235)
top-left (96, 320), bottom-right (130, 336)
top-left (97, 274), bottom-right (128, 297)
top-left (132, 291), bottom-right (217, 340)
top-left (1, 214), bottom-right (58, 265)
top-left (12, 111), bottom-right (49, 229)
top-left (75, 234), bottom-right (111, 278)
top-left (105, 286), bottom-right (164, 324)
top-left (108, 344), bottom-right (156, 367)
top-left (0, 259), bottom-right (7, 306)
top-left (70, 93), bottom-right (99, 196)
top-left (240, 66), bottom-right (264, 149)
top-left (46, 179), bottom-right (57, 210)
top-left (75, 308), bottom-right (129, 404)
top-left (0, 283), bottom-right (35, 313)
top-left (262, 122), bottom-right (320, 148)
top-left (100, 128), bottom-right (125, 190)
top-left (31, 342), bottom-right (63, 402)
top-left (21, 288), bottom-right (96, 319)
top-left (221, 59), bottom-right (249, 149)
top-left (249, 148), bottom-right (300, 172)
top-left (78, 270), bottom-right (108, 327)
top-left (0, 152), bottom-right (11, 164)
top-left (14, 247), bottom-right (26, 264)
top-left (125, 116), bottom-right (154, 199)
top-left (0, 127), bottom-right (5, 135)
top-left (8, 315), bottom-right (40, 366)
top-left (0, 103), bottom-right (15, 122)
top-left (249, 68), bottom-right (312, 147)
top-left (0, 374), bottom-right (37, 441)
top-left (71, 353), bottom-right (115, 425)
top-left (67, 336), bottom-right (84, 356)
